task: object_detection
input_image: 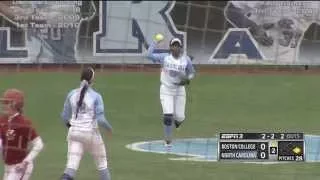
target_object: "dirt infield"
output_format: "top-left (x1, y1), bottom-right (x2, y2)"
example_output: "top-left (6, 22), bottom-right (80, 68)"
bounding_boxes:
top-left (1, 64), bottom-right (320, 75)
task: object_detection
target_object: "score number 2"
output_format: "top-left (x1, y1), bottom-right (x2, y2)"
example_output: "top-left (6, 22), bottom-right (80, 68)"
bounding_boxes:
top-left (261, 133), bottom-right (275, 139)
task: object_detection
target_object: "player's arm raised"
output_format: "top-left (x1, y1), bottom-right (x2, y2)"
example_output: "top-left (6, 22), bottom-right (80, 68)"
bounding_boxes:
top-left (146, 34), bottom-right (169, 64)
top-left (95, 94), bottom-right (113, 136)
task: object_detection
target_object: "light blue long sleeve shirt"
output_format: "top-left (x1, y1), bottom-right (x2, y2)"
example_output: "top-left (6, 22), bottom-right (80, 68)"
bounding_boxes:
top-left (61, 87), bottom-right (112, 131)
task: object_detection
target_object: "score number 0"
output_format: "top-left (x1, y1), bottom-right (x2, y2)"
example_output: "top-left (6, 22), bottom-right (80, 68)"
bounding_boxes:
top-left (259, 143), bottom-right (267, 159)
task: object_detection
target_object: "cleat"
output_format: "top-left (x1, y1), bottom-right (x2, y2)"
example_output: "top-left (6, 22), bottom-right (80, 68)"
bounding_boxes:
top-left (165, 143), bottom-right (172, 153)
top-left (174, 120), bottom-right (182, 129)
top-left (61, 174), bottom-right (74, 180)
top-left (164, 140), bottom-right (173, 153)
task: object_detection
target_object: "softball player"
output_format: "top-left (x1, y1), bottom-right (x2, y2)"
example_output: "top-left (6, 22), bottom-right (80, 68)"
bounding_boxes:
top-left (146, 36), bottom-right (196, 148)
top-left (0, 88), bottom-right (44, 180)
top-left (60, 67), bottom-right (112, 180)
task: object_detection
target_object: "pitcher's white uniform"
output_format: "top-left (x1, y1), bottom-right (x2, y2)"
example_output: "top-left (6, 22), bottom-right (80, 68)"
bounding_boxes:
top-left (147, 41), bottom-right (195, 122)
top-left (61, 86), bottom-right (112, 172)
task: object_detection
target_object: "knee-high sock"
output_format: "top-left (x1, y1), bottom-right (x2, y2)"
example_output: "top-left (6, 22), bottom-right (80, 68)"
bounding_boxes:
top-left (163, 114), bottom-right (174, 143)
top-left (164, 124), bottom-right (174, 143)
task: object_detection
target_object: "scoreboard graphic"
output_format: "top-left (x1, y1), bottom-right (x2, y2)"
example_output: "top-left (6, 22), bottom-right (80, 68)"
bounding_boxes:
top-left (218, 133), bottom-right (305, 162)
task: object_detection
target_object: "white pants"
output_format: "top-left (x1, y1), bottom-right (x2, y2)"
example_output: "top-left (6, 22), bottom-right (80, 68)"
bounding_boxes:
top-left (3, 162), bottom-right (34, 180)
top-left (160, 84), bottom-right (186, 122)
top-left (66, 127), bottom-right (109, 171)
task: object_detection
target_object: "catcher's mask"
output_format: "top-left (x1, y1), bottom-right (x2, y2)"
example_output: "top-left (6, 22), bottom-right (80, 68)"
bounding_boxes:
top-left (0, 89), bottom-right (24, 115)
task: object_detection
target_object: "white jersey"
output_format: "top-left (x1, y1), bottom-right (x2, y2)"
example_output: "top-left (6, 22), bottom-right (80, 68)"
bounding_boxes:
top-left (161, 54), bottom-right (192, 88)
top-left (61, 86), bottom-right (112, 131)
top-left (147, 41), bottom-right (195, 89)
top-left (69, 88), bottom-right (98, 130)
top-left (227, 1), bottom-right (320, 64)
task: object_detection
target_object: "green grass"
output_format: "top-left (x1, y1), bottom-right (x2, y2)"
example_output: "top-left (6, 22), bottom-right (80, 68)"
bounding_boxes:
top-left (1, 72), bottom-right (320, 180)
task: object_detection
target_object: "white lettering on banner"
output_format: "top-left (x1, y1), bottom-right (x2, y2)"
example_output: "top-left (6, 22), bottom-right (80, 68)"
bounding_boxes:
top-left (93, 1), bottom-right (186, 56)
top-left (0, 1), bottom-right (96, 63)
top-left (209, 1), bottom-right (320, 65)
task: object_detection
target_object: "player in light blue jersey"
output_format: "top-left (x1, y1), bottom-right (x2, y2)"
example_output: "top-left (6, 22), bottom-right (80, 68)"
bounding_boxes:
top-left (146, 37), bottom-right (196, 149)
top-left (60, 67), bottom-right (112, 180)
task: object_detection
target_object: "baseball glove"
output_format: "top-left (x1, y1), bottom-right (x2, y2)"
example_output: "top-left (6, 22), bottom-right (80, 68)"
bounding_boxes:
top-left (175, 79), bottom-right (190, 86)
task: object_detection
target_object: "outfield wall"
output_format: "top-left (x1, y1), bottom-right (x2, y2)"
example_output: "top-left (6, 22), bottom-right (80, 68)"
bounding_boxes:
top-left (0, 1), bottom-right (320, 66)
top-left (1, 64), bottom-right (320, 75)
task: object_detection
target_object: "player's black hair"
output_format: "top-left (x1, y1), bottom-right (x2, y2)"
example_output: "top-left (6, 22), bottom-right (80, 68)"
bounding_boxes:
top-left (75, 67), bottom-right (95, 119)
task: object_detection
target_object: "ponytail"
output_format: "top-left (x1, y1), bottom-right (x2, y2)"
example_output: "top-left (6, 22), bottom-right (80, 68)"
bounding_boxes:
top-left (76, 67), bottom-right (95, 119)
top-left (76, 80), bottom-right (89, 119)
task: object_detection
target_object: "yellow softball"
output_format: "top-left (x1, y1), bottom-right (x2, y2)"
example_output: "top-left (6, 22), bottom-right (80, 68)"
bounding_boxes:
top-left (154, 33), bottom-right (164, 42)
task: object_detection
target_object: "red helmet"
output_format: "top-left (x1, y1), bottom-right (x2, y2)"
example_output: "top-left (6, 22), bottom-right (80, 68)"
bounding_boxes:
top-left (0, 89), bottom-right (24, 111)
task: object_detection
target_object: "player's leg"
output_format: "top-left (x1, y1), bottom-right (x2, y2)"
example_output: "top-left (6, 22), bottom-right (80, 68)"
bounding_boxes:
top-left (61, 140), bottom-right (84, 180)
top-left (160, 85), bottom-right (175, 146)
top-left (3, 165), bottom-right (9, 180)
top-left (174, 87), bottom-right (186, 129)
top-left (3, 165), bottom-right (13, 180)
top-left (3, 162), bottom-right (32, 180)
top-left (21, 162), bottom-right (34, 180)
top-left (88, 130), bottom-right (111, 180)
top-left (61, 129), bottom-right (85, 180)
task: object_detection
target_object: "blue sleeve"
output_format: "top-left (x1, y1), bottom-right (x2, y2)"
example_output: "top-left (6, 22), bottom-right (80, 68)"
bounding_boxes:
top-left (61, 90), bottom-right (73, 126)
top-left (95, 94), bottom-right (113, 131)
top-left (186, 56), bottom-right (196, 80)
top-left (146, 41), bottom-right (168, 64)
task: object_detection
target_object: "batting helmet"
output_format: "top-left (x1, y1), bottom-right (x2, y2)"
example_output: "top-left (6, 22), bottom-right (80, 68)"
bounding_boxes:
top-left (0, 89), bottom-right (24, 111)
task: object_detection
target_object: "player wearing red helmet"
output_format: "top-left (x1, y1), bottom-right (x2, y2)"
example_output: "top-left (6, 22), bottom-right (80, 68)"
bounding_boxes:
top-left (0, 89), bottom-right (44, 180)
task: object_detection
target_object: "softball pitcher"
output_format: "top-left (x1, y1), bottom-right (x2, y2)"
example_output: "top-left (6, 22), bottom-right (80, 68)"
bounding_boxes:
top-left (60, 67), bottom-right (112, 180)
top-left (146, 35), bottom-right (196, 148)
